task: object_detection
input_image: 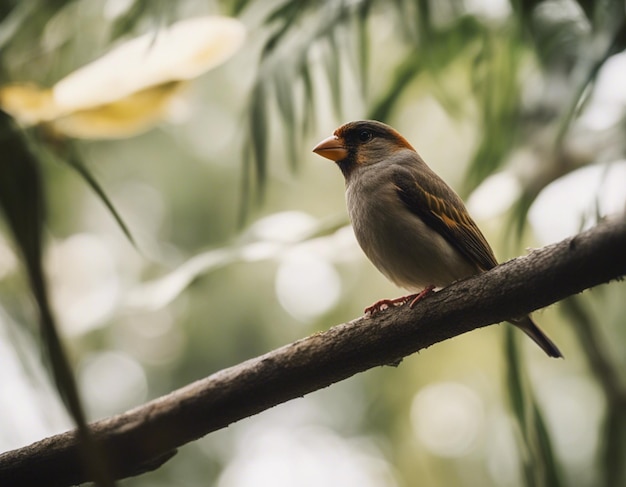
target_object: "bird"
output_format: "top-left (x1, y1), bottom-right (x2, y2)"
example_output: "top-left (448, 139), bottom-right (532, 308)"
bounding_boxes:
top-left (312, 120), bottom-right (562, 358)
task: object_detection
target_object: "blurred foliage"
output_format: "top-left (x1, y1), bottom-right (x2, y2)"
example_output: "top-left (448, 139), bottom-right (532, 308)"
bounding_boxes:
top-left (0, 1), bottom-right (625, 487)
top-left (505, 326), bottom-right (562, 487)
top-left (0, 112), bottom-right (113, 485)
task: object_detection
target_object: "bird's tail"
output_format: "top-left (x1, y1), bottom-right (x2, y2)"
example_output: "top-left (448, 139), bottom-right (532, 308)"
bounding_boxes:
top-left (511, 316), bottom-right (563, 358)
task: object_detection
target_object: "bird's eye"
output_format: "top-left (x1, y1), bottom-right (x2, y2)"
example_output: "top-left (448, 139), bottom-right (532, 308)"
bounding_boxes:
top-left (358, 130), bottom-right (373, 142)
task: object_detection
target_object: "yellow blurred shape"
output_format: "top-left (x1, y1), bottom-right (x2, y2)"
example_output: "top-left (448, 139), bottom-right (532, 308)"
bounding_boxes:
top-left (0, 84), bottom-right (58, 125)
top-left (52, 16), bottom-right (245, 111)
top-left (50, 81), bottom-right (186, 139)
top-left (0, 16), bottom-right (245, 139)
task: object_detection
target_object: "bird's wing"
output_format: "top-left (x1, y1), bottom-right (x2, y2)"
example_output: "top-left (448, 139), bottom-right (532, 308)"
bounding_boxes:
top-left (392, 168), bottom-right (498, 271)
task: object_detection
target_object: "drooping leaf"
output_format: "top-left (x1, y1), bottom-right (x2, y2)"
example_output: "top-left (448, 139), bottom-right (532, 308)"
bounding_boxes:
top-left (0, 111), bottom-right (115, 486)
top-left (249, 81), bottom-right (269, 193)
top-left (369, 15), bottom-right (485, 122)
top-left (355, 0), bottom-right (372, 99)
top-left (465, 32), bottom-right (522, 194)
top-left (323, 29), bottom-right (343, 121)
top-left (244, 0), bottom-right (368, 203)
top-left (603, 410), bottom-right (626, 487)
top-left (561, 293), bottom-right (626, 485)
top-left (504, 326), bottom-right (563, 487)
top-left (556, 11), bottom-right (626, 146)
top-left (238, 143), bottom-right (253, 227)
top-left (504, 327), bottom-right (534, 486)
top-left (0, 0), bottom-right (37, 50)
top-left (533, 402), bottom-right (563, 487)
top-left (229, 0), bottom-right (255, 16)
top-left (273, 69), bottom-right (298, 171)
top-left (0, 113), bottom-right (44, 267)
top-left (300, 60), bottom-right (316, 135)
top-left (109, 0), bottom-right (174, 42)
top-left (261, 0), bottom-right (303, 60)
top-left (369, 52), bottom-right (422, 122)
top-left (63, 146), bottom-right (138, 248)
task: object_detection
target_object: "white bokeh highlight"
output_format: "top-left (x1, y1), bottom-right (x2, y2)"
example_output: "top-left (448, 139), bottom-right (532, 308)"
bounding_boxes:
top-left (47, 233), bottom-right (121, 335)
top-left (79, 351), bottom-right (148, 418)
top-left (0, 311), bottom-right (70, 451)
top-left (467, 171), bottom-right (522, 220)
top-left (246, 211), bottom-right (347, 322)
top-left (529, 161), bottom-right (626, 244)
top-left (411, 382), bottom-right (485, 458)
top-left (216, 401), bottom-right (397, 487)
top-left (579, 52), bottom-right (626, 131)
top-left (275, 247), bottom-right (341, 322)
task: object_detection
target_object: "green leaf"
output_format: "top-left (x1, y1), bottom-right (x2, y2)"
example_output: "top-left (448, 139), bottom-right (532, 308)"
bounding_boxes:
top-left (265, 0), bottom-right (303, 25)
top-left (324, 29), bottom-right (343, 121)
top-left (554, 1), bottom-right (626, 146)
top-left (274, 69), bottom-right (298, 171)
top-left (245, 0), bottom-right (364, 197)
top-left (561, 294), bottom-right (626, 485)
top-left (300, 60), bottom-right (316, 135)
top-left (355, 0), bottom-right (372, 99)
top-left (249, 82), bottom-right (269, 194)
top-left (504, 327), bottom-right (535, 487)
top-left (505, 326), bottom-right (563, 487)
top-left (533, 403), bottom-right (563, 487)
top-left (369, 52), bottom-right (422, 122)
top-left (0, 114), bottom-right (44, 268)
top-left (415, 0), bottom-right (433, 42)
top-left (0, 1), bottom-right (37, 50)
top-left (238, 143), bottom-right (254, 227)
top-left (109, 0), bottom-right (173, 42)
top-left (229, 0), bottom-right (255, 16)
top-left (603, 411), bottom-right (626, 487)
top-left (261, 0), bottom-right (307, 60)
top-left (464, 33), bottom-right (521, 194)
top-left (0, 111), bottom-right (115, 486)
top-left (64, 147), bottom-right (138, 249)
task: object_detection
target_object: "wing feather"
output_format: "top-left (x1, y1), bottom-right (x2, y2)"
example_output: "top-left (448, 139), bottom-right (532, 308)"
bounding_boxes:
top-left (392, 167), bottom-right (498, 271)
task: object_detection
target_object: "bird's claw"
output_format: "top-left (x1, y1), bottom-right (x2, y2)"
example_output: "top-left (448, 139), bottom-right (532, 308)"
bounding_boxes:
top-left (364, 298), bottom-right (402, 315)
top-left (407, 285), bottom-right (435, 308)
top-left (364, 285), bottom-right (436, 316)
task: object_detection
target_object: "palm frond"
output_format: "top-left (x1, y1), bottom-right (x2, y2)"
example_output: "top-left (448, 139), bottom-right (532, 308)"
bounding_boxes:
top-left (243, 0), bottom-right (373, 207)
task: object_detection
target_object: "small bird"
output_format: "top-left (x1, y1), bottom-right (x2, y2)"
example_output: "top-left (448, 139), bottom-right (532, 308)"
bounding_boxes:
top-left (313, 120), bottom-right (562, 358)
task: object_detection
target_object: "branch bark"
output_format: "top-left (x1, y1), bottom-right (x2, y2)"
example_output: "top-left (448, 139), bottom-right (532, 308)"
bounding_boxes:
top-left (2, 215), bottom-right (626, 487)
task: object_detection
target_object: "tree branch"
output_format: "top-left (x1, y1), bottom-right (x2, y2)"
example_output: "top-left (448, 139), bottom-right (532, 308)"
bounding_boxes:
top-left (1, 215), bottom-right (625, 487)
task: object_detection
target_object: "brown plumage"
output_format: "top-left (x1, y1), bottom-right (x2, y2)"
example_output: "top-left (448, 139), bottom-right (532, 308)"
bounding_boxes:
top-left (313, 120), bottom-right (562, 358)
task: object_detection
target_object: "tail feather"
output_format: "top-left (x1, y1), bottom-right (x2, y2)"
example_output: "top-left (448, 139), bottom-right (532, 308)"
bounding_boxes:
top-left (511, 316), bottom-right (563, 358)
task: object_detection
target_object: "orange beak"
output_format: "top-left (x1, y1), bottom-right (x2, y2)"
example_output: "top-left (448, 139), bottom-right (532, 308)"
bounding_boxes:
top-left (312, 135), bottom-right (348, 162)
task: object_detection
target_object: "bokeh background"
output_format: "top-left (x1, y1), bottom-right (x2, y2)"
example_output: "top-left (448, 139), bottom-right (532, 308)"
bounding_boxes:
top-left (1, 0), bottom-right (626, 486)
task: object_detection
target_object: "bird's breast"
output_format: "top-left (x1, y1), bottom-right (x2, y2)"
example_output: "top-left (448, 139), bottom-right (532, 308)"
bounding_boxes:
top-left (345, 172), bottom-right (478, 290)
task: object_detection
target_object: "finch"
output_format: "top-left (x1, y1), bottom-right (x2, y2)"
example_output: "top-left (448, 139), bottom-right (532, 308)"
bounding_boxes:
top-left (313, 120), bottom-right (562, 358)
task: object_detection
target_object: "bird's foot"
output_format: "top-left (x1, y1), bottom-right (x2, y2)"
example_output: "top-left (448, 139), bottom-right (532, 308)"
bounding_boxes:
top-left (408, 285), bottom-right (436, 308)
top-left (364, 285), bottom-right (436, 315)
top-left (364, 296), bottom-right (410, 315)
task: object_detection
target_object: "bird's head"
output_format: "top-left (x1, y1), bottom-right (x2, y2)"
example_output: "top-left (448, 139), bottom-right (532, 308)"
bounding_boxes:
top-left (312, 120), bottom-right (415, 178)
